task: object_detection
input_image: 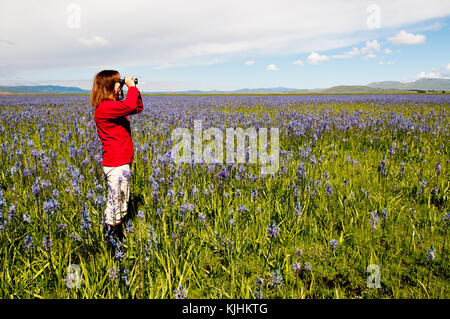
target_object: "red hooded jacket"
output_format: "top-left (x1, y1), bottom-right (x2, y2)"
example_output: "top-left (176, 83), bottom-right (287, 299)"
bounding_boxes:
top-left (94, 86), bottom-right (143, 167)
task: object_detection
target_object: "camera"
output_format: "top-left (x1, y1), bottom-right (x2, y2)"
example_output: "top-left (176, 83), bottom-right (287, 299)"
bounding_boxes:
top-left (118, 78), bottom-right (138, 86)
top-left (117, 77), bottom-right (138, 100)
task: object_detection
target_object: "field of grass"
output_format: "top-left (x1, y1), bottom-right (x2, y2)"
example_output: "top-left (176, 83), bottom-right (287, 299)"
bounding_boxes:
top-left (0, 94), bottom-right (448, 299)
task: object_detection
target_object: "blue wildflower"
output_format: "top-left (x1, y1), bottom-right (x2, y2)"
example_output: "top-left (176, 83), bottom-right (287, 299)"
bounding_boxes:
top-left (269, 270), bottom-right (283, 289)
top-left (125, 220), bottom-right (133, 234)
top-left (329, 239), bottom-right (338, 251)
top-left (427, 245), bottom-right (435, 261)
top-left (173, 284), bottom-right (187, 299)
top-left (42, 235), bottom-right (51, 252)
top-left (267, 222), bottom-right (279, 239)
top-left (24, 234), bottom-right (33, 250)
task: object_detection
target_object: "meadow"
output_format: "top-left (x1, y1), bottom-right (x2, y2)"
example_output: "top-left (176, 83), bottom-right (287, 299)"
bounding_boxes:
top-left (0, 94), bottom-right (448, 299)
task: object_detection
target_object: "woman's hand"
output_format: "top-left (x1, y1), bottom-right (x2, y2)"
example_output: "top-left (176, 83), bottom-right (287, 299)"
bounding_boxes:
top-left (124, 76), bottom-right (136, 88)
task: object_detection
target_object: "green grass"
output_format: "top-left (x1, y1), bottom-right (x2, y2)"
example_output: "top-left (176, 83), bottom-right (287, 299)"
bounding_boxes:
top-left (0, 98), bottom-right (448, 299)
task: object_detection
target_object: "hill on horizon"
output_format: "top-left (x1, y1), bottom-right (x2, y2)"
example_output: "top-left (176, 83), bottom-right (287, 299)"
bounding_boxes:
top-left (0, 78), bottom-right (448, 94)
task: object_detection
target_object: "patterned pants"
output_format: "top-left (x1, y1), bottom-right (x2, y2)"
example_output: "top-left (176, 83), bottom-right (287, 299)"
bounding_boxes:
top-left (102, 163), bottom-right (131, 225)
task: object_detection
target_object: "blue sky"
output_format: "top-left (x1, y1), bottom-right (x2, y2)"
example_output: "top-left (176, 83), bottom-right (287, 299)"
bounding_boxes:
top-left (1, 1), bottom-right (449, 91)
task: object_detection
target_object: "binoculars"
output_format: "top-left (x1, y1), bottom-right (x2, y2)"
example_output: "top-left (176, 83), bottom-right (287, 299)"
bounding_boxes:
top-left (117, 77), bottom-right (138, 100)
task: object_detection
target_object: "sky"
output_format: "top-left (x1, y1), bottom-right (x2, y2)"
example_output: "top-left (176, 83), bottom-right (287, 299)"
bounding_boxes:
top-left (0, 0), bottom-right (449, 91)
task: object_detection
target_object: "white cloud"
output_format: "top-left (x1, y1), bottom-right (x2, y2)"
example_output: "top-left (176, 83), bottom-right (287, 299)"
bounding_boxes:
top-left (307, 52), bottom-right (329, 64)
top-left (384, 48), bottom-right (392, 54)
top-left (0, 0), bottom-right (449, 81)
top-left (331, 47), bottom-right (359, 59)
top-left (388, 30), bottom-right (426, 45)
top-left (266, 64), bottom-right (279, 71)
top-left (417, 63), bottom-right (450, 79)
top-left (361, 40), bottom-right (380, 54)
top-left (417, 21), bottom-right (444, 31)
top-left (347, 47), bottom-right (360, 56)
top-left (387, 61), bottom-right (395, 65)
top-left (78, 36), bottom-right (108, 47)
top-left (379, 61), bottom-right (384, 65)
top-left (245, 60), bottom-right (255, 66)
top-left (331, 40), bottom-right (378, 60)
top-left (292, 60), bottom-right (304, 66)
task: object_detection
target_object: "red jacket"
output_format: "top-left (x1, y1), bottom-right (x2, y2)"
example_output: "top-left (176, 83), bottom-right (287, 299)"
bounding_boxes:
top-left (94, 86), bottom-right (143, 167)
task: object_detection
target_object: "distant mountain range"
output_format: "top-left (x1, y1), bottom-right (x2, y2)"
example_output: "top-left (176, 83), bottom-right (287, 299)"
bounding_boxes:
top-left (0, 85), bottom-right (89, 94)
top-left (0, 78), bottom-right (449, 94)
top-left (367, 78), bottom-right (450, 91)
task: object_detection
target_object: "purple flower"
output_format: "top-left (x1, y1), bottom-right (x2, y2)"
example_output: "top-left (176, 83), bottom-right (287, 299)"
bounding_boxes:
top-left (326, 185), bottom-right (333, 197)
top-left (43, 198), bottom-right (60, 215)
top-left (122, 268), bottom-right (131, 286)
top-left (108, 268), bottom-right (119, 281)
top-left (267, 222), bottom-right (279, 239)
top-left (198, 213), bottom-right (206, 223)
top-left (419, 179), bottom-right (427, 188)
top-left (31, 181), bottom-right (41, 197)
top-left (253, 277), bottom-right (264, 299)
top-left (23, 212), bottom-right (31, 223)
top-left (69, 232), bottom-right (81, 242)
top-left (435, 162), bottom-right (441, 175)
top-left (369, 211), bottom-right (380, 230)
top-left (219, 167), bottom-right (229, 179)
top-left (378, 158), bottom-right (387, 177)
top-left (442, 212), bottom-right (449, 222)
top-left (125, 220), bottom-right (134, 233)
top-left (294, 202), bottom-right (303, 220)
top-left (24, 234), bottom-right (33, 250)
top-left (329, 239), bottom-right (338, 251)
top-left (122, 169), bottom-right (132, 180)
top-left (146, 223), bottom-right (158, 254)
top-left (292, 262), bottom-right (301, 275)
top-left (238, 204), bottom-right (247, 213)
top-left (42, 234), bottom-right (51, 252)
top-left (81, 207), bottom-right (92, 232)
top-left (173, 284), bottom-right (187, 299)
top-left (427, 245), bottom-right (435, 261)
top-left (269, 270), bottom-right (283, 289)
top-left (179, 202), bottom-right (194, 218)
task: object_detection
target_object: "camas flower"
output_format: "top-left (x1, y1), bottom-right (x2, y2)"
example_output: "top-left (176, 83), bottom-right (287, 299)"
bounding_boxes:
top-left (435, 162), bottom-right (441, 175)
top-left (43, 198), bottom-right (60, 215)
top-left (269, 270), bottom-right (283, 289)
top-left (24, 234), bottom-right (33, 250)
top-left (326, 185), bottom-right (333, 197)
top-left (427, 245), bottom-right (435, 261)
top-left (42, 234), bottom-right (51, 252)
top-left (267, 222), bottom-right (279, 239)
top-left (173, 284), bottom-right (187, 299)
top-left (329, 239), bottom-right (338, 251)
top-left (292, 262), bottom-right (301, 275)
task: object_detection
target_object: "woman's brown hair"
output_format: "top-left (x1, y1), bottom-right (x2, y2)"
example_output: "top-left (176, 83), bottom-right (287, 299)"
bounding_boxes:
top-left (90, 70), bottom-right (120, 107)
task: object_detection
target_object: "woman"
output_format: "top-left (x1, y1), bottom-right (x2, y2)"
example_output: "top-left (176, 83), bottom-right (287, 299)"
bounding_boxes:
top-left (91, 70), bottom-right (143, 243)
